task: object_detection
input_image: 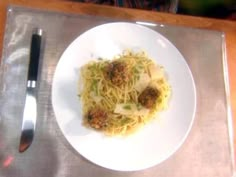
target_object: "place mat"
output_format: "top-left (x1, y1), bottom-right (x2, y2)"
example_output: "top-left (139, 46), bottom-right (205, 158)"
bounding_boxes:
top-left (0, 5), bottom-right (234, 177)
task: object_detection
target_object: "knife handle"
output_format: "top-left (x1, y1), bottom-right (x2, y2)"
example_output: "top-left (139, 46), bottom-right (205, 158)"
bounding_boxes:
top-left (28, 28), bottom-right (42, 81)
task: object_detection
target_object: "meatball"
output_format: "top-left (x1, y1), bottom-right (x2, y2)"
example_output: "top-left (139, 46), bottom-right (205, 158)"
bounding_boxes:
top-left (105, 61), bottom-right (129, 86)
top-left (87, 108), bottom-right (108, 129)
top-left (138, 87), bottom-right (160, 109)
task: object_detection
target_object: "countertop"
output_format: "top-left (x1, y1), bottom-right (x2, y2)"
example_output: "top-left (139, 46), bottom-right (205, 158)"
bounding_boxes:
top-left (0, 0), bottom-right (236, 161)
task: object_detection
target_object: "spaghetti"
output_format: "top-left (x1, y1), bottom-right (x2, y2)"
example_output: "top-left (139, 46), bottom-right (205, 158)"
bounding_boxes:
top-left (79, 50), bottom-right (171, 135)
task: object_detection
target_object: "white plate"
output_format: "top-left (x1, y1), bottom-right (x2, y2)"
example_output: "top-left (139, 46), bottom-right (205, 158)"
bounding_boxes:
top-left (52, 22), bottom-right (196, 171)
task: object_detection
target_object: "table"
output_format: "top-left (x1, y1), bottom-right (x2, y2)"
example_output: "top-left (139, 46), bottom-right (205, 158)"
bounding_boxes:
top-left (1, 0), bottom-right (235, 152)
top-left (0, 0), bottom-right (236, 175)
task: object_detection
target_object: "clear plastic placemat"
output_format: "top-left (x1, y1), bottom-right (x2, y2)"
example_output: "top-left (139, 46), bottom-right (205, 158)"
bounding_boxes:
top-left (0, 5), bottom-right (234, 177)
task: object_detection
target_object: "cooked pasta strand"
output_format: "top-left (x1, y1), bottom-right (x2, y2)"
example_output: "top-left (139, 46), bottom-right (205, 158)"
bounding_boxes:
top-left (79, 50), bottom-right (171, 135)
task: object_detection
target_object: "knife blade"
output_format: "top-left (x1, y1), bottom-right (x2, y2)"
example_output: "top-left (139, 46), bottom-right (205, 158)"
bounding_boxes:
top-left (19, 28), bottom-right (43, 153)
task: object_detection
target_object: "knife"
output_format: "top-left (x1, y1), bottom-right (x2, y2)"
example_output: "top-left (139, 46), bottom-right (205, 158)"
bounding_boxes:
top-left (19, 28), bottom-right (43, 153)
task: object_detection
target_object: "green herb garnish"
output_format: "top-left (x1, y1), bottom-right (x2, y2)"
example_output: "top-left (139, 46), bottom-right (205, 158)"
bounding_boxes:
top-left (123, 104), bottom-right (131, 110)
top-left (121, 118), bottom-right (131, 125)
top-left (133, 67), bottom-right (140, 74)
top-left (136, 103), bottom-right (142, 110)
top-left (91, 80), bottom-right (98, 95)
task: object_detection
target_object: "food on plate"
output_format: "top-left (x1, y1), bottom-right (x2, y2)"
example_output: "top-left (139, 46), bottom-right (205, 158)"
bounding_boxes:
top-left (138, 86), bottom-right (160, 109)
top-left (79, 50), bottom-right (171, 135)
top-left (104, 60), bottom-right (130, 86)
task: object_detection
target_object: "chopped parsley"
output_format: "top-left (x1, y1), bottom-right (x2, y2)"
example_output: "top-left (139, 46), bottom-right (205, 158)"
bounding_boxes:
top-left (123, 104), bottom-right (132, 110)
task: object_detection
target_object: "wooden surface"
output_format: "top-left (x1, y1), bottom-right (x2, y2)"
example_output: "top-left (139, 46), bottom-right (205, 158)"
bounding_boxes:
top-left (0, 0), bottom-right (236, 154)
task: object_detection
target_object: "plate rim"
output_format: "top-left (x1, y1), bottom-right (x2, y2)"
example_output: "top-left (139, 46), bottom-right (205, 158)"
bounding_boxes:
top-left (51, 22), bottom-right (197, 171)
